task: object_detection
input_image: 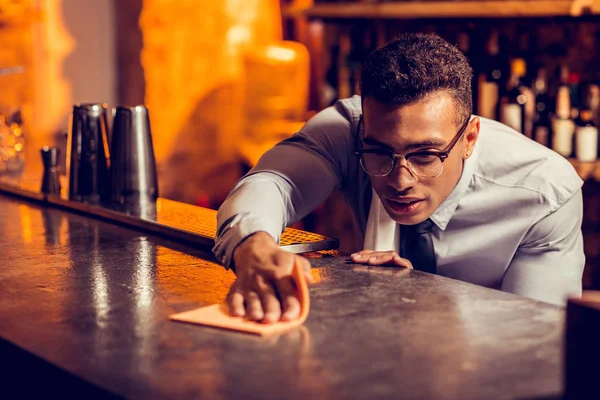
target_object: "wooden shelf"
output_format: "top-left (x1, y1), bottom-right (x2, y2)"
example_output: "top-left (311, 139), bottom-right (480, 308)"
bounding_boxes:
top-left (283, 1), bottom-right (599, 20)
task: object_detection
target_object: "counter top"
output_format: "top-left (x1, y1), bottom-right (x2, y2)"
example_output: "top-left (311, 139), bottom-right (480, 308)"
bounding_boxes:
top-left (0, 193), bottom-right (564, 399)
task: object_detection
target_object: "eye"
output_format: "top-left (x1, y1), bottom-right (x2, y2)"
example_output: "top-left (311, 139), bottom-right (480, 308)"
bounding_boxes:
top-left (408, 153), bottom-right (440, 166)
top-left (361, 151), bottom-right (394, 175)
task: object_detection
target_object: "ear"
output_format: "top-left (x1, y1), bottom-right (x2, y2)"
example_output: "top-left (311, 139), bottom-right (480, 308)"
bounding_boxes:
top-left (462, 117), bottom-right (480, 159)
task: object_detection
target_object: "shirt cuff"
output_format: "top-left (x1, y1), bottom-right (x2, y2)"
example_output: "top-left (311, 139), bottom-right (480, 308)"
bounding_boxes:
top-left (212, 213), bottom-right (281, 270)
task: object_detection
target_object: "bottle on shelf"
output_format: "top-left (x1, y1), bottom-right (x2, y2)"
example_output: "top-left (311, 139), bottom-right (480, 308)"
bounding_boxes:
top-left (574, 84), bottom-right (599, 163)
top-left (477, 29), bottom-right (508, 120)
top-left (575, 107), bottom-right (598, 163)
top-left (569, 72), bottom-right (581, 120)
top-left (337, 29), bottom-right (352, 100)
top-left (513, 27), bottom-right (536, 83)
top-left (533, 68), bottom-right (551, 147)
top-left (348, 24), bottom-right (373, 96)
top-left (587, 84), bottom-right (600, 128)
top-left (552, 85), bottom-right (576, 157)
top-left (456, 26), bottom-right (480, 114)
top-left (323, 36), bottom-right (340, 107)
top-left (456, 30), bottom-right (471, 56)
top-left (498, 58), bottom-right (530, 135)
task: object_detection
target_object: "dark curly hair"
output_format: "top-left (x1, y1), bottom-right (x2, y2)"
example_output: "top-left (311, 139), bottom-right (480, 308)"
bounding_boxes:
top-left (360, 33), bottom-right (472, 125)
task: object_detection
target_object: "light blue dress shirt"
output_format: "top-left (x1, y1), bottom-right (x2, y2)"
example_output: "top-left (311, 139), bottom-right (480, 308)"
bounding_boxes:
top-left (214, 95), bottom-right (585, 305)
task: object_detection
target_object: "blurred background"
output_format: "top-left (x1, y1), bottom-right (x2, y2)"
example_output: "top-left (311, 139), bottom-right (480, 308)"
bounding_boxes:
top-left (2, 0), bottom-right (600, 288)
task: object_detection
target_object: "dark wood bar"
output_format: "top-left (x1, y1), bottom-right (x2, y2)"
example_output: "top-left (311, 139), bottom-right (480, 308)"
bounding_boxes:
top-left (0, 193), bottom-right (565, 399)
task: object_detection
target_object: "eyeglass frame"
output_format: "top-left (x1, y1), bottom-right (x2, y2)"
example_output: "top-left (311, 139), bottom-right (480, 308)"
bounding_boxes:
top-left (353, 114), bottom-right (471, 178)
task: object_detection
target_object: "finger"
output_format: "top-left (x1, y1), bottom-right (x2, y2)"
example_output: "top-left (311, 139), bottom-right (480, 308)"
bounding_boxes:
top-left (350, 249), bottom-right (375, 261)
top-left (351, 252), bottom-right (376, 263)
top-left (245, 291), bottom-right (264, 321)
top-left (296, 256), bottom-right (313, 283)
top-left (366, 253), bottom-right (414, 268)
top-left (227, 289), bottom-right (246, 317)
top-left (366, 252), bottom-right (404, 265)
top-left (254, 275), bottom-right (281, 324)
top-left (276, 276), bottom-right (301, 321)
top-left (367, 254), bottom-right (396, 265)
top-left (392, 254), bottom-right (413, 269)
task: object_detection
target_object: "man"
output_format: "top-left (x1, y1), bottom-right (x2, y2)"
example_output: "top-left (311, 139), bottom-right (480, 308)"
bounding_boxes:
top-left (213, 33), bottom-right (584, 322)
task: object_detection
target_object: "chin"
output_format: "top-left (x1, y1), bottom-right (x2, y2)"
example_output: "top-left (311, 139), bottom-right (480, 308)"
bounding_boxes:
top-left (389, 214), bottom-right (429, 225)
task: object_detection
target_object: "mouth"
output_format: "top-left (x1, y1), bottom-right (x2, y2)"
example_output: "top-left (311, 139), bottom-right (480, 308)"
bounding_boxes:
top-left (386, 198), bottom-right (425, 214)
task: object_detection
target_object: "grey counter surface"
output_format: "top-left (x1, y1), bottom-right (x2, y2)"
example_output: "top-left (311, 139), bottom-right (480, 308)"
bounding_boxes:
top-left (0, 193), bottom-right (564, 399)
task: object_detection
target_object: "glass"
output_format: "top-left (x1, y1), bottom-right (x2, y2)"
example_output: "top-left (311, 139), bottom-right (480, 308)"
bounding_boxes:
top-left (0, 111), bottom-right (25, 174)
top-left (0, 66), bottom-right (26, 175)
top-left (354, 116), bottom-right (470, 178)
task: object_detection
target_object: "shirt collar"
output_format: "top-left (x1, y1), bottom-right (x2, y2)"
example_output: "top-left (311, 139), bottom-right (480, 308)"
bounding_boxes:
top-left (429, 135), bottom-right (479, 231)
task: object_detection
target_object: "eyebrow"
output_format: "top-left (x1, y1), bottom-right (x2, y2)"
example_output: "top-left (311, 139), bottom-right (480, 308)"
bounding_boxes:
top-left (362, 136), bottom-right (448, 152)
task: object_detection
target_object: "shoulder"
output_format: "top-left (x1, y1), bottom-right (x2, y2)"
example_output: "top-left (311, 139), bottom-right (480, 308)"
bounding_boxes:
top-left (274, 96), bottom-right (363, 187)
top-left (473, 117), bottom-right (583, 210)
top-left (290, 95), bottom-right (362, 158)
top-left (300, 95), bottom-right (361, 136)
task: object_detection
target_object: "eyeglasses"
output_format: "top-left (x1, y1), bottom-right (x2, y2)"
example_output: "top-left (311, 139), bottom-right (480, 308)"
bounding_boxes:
top-left (354, 116), bottom-right (470, 178)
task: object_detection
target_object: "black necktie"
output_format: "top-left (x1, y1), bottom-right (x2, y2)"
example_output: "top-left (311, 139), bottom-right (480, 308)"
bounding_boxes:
top-left (400, 219), bottom-right (437, 274)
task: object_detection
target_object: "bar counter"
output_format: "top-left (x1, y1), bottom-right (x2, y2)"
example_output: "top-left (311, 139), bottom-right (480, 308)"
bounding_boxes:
top-left (0, 193), bottom-right (565, 399)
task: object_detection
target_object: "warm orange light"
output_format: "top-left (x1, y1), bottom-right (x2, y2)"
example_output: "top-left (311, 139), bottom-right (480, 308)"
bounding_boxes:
top-left (18, 203), bottom-right (33, 243)
top-left (140, 0), bottom-right (284, 164)
top-left (139, 0), bottom-right (310, 202)
top-left (31, 0), bottom-right (74, 136)
top-left (265, 45), bottom-right (299, 62)
top-left (155, 245), bottom-right (236, 304)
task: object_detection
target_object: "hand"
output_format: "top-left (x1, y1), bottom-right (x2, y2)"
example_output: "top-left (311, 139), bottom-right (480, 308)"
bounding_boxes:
top-left (227, 231), bottom-right (312, 324)
top-left (350, 250), bottom-right (413, 269)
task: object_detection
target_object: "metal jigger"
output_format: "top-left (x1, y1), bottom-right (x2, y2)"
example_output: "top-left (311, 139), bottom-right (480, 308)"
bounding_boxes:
top-left (108, 105), bottom-right (158, 207)
top-left (40, 146), bottom-right (61, 196)
top-left (66, 103), bottom-right (111, 204)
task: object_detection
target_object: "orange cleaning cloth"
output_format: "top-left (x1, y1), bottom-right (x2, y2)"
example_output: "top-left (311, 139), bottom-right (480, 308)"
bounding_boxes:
top-left (169, 262), bottom-right (310, 336)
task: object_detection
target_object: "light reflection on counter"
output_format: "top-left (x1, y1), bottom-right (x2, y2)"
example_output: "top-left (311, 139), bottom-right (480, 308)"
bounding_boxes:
top-left (155, 245), bottom-right (234, 305)
top-left (134, 237), bottom-right (155, 310)
top-left (18, 203), bottom-right (34, 243)
top-left (132, 236), bottom-right (158, 375)
top-left (91, 248), bottom-right (110, 329)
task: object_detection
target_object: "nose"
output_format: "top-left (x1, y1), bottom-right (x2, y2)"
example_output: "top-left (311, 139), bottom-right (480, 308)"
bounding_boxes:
top-left (387, 158), bottom-right (417, 192)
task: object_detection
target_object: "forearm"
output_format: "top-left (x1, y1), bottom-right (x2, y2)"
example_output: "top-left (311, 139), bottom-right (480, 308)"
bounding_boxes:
top-left (213, 172), bottom-right (294, 269)
top-left (213, 102), bottom-right (353, 268)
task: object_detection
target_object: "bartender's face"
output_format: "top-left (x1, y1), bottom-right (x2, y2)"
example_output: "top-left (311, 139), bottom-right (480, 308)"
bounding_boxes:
top-left (361, 93), bottom-right (479, 225)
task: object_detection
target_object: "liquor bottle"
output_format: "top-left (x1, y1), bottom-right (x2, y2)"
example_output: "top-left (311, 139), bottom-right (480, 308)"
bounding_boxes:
top-left (569, 72), bottom-right (581, 120)
top-left (477, 30), bottom-right (508, 120)
top-left (456, 30), bottom-right (470, 56)
top-left (552, 86), bottom-right (576, 157)
top-left (323, 41), bottom-right (340, 107)
top-left (514, 27), bottom-right (535, 82)
top-left (456, 27), bottom-right (480, 114)
top-left (575, 108), bottom-right (597, 162)
top-left (533, 68), bottom-right (551, 147)
top-left (337, 29), bottom-right (352, 100)
top-left (498, 58), bottom-right (528, 134)
top-left (587, 84), bottom-right (600, 128)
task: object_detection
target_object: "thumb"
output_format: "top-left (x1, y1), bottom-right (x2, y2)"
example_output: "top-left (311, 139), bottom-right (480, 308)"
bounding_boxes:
top-left (393, 254), bottom-right (413, 269)
top-left (295, 256), bottom-right (313, 283)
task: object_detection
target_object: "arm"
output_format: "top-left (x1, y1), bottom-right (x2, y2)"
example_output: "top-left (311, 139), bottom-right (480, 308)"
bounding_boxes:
top-left (501, 190), bottom-right (585, 306)
top-left (213, 103), bottom-right (355, 268)
top-left (212, 102), bottom-right (356, 323)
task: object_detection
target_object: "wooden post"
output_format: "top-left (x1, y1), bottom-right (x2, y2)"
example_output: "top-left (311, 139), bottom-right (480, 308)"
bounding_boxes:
top-left (565, 291), bottom-right (600, 399)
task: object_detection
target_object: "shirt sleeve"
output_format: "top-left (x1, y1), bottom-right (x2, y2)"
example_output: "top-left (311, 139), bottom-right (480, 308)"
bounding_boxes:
top-left (501, 190), bottom-right (585, 306)
top-left (212, 102), bottom-right (356, 269)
